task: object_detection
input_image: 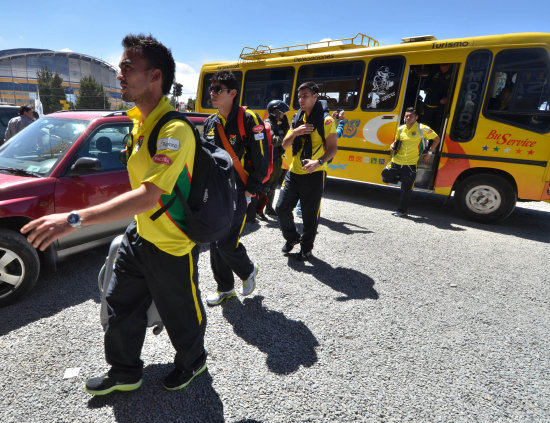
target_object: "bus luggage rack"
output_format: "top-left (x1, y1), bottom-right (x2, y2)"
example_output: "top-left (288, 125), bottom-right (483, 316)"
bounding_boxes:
top-left (239, 33), bottom-right (379, 60)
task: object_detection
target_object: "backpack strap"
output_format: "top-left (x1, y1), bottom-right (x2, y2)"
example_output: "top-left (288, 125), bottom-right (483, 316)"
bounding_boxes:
top-left (217, 122), bottom-right (248, 186)
top-left (147, 111), bottom-right (198, 222)
top-left (147, 110), bottom-right (183, 157)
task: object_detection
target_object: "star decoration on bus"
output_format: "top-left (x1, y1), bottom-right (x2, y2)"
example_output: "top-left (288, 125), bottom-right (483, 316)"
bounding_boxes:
top-left (482, 145), bottom-right (488, 151)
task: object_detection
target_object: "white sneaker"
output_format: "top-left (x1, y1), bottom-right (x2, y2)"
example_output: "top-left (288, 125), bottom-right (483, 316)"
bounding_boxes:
top-left (240, 263), bottom-right (258, 296)
top-left (205, 289), bottom-right (236, 306)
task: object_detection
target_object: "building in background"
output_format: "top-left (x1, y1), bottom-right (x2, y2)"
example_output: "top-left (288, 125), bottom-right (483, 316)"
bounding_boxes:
top-left (0, 48), bottom-right (125, 109)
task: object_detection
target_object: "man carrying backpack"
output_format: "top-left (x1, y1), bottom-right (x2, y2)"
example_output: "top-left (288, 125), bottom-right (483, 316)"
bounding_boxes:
top-left (202, 71), bottom-right (269, 306)
top-left (381, 107), bottom-right (440, 217)
top-left (21, 34), bottom-right (207, 395)
top-left (275, 82), bottom-right (338, 260)
top-left (259, 99), bottom-right (290, 218)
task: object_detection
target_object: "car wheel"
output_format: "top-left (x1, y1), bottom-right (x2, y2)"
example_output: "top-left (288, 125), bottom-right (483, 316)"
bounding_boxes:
top-left (454, 174), bottom-right (516, 223)
top-left (0, 228), bottom-right (40, 306)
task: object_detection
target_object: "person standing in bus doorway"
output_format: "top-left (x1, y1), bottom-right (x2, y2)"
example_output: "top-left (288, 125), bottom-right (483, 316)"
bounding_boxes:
top-left (202, 70), bottom-right (269, 306)
top-left (421, 64), bottom-right (451, 133)
top-left (21, 34), bottom-right (208, 395)
top-left (276, 82), bottom-right (338, 260)
top-left (382, 107), bottom-right (441, 217)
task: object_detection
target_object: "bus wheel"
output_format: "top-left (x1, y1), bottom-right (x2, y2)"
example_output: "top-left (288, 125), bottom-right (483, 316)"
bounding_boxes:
top-left (454, 174), bottom-right (516, 223)
top-left (0, 228), bottom-right (40, 306)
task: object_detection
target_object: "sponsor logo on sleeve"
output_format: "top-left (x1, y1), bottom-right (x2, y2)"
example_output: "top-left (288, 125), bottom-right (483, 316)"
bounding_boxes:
top-left (152, 154), bottom-right (173, 165)
top-left (252, 125), bottom-right (264, 133)
top-left (158, 138), bottom-right (180, 151)
top-left (325, 118), bottom-right (334, 126)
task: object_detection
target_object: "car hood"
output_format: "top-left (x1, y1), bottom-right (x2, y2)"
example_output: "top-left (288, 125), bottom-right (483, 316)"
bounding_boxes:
top-left (0, 172), bottom-right (55, 201)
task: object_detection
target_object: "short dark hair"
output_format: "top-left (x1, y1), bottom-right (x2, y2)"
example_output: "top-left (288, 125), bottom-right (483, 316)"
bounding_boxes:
top-left (210, 71), bottom-right (239, 94)
top-left (405, 107), bottom-right (418, 115)
top-left (19, 104), bottom-right (32, 115)
top-left (122, 34), bottom-right (175, 95)
top-left (297, 81), bottom-right (319, 95)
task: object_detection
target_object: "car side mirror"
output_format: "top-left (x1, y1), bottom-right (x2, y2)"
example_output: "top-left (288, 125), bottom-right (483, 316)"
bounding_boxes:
top-left (69, 157), bottom-right (102, 175)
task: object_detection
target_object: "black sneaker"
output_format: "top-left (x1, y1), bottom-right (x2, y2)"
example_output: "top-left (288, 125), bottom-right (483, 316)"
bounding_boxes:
top-left (84, 374), bottom-right (142, 396)
top-left (282, 239), bottom-right (300, 254)
top-left (297, 249), bottom-right (313, 261)
top-left (265, 206), bottom-right (277, 216)
top-left (163, 357), bottom-right (207, 391)
top-left (257, 213), bottom-right (268, 222)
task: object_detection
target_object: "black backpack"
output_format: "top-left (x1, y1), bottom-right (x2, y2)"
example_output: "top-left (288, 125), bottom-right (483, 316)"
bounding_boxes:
top-left (127, 111), bottom-right (237, 244)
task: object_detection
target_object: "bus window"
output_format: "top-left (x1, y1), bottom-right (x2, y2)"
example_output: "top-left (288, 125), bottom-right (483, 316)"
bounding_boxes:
top-left (361, 56), bottom-right (405, 111)
top-left (484, 48), bottom-right (550, 133)
top-left (450, 50), bottom-right (492, 142)
top-left (242, 67), bottom-right (294, 109)
top-left (200, 71), bottom-right (243, 109)
top-left (294, 61), bottom-right (364, 110)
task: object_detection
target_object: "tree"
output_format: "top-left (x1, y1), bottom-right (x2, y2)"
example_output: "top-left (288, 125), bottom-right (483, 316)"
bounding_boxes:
top-left (76, 76), bottom-right (111, 110)
top-left (186, 98), bottom-right (196, 112)
top-left (37, 67), bottom-right (67, 114)
top-left (170, 82), bottom-right (183, 108)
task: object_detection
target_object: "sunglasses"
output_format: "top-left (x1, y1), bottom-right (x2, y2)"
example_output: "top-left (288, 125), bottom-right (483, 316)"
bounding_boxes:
top-left (209, 86), bottom-right (231, 95)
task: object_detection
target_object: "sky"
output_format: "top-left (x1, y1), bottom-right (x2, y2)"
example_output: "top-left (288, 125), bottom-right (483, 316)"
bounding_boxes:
top-left (1, 0), bottom-right (549, 102)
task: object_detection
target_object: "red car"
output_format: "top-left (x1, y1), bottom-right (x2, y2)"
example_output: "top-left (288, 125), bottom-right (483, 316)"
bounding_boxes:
top-left (0, 110), bottom-right (207, 306)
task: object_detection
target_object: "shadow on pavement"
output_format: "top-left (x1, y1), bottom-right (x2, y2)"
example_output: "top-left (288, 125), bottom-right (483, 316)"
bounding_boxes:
top-left (318, 216), bottom-right (373, 235)
top-left (0, 245), bottom-right (108, 336)
top-left (88, 366), bottom-right (224, 423)
top-left (221, 295), bottom-right (319, 374)
top-left (323, 178), bottom-right (550, 241)
top-left (287, 255), bottom-right (379, 302)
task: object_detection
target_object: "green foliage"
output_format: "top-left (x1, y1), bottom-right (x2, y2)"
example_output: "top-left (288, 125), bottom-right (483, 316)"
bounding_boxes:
top-left (186, 98), bottom-right (196, 112)
top-left (37, 67), bottom-right (67, 114)
top-left (76, 75), bottom-right (111, 110)
top-left (172, 82), bottom-right (183, 99)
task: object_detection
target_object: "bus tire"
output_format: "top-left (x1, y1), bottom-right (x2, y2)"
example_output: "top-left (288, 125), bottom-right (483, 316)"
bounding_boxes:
top-left (454, 174), bottom-right (516, 223)
top-left (0, 228), bottom-right (40, 306)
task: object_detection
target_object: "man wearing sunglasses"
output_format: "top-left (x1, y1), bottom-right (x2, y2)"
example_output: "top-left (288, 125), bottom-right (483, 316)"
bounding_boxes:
top-left (21, 34), bottom-right (207, 395)
top-left (202, 70), bottom-right (269, 306)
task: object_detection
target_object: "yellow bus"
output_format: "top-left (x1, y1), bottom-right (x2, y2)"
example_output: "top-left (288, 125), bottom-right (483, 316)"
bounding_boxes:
top-left (197, 32), bottom-right (550, 222)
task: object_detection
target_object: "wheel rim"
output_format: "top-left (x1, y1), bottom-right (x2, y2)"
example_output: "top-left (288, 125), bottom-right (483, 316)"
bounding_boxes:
top-left (0, 248), bottom-right (26, 298)
top-left (464, 184), bottom-right (502, 215)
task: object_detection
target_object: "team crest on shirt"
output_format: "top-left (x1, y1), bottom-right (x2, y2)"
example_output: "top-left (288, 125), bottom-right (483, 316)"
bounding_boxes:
top-left (229, 134), bottom-right (237, 145)
top-left (412, 131), bottom-right (417, 136)
top-left (207, 128), bottom-right (215, 136)
top-left (134, 136), bottom-right (144, 153)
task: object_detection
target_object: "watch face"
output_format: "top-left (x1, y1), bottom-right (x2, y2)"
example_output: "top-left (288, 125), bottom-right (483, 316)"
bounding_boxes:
top-left (68, 213), bottom-right (80, 225)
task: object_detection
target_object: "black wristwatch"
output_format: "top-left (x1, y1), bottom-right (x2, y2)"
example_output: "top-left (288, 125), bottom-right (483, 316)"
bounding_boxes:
top-left (318, 158), bottom-right (325, 166)
top-left (67, 211), bottom-right (82, 228)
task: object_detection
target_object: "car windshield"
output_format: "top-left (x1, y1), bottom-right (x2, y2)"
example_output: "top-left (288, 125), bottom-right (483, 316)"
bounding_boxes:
top-left (0, 117), bottom-right (89, 176)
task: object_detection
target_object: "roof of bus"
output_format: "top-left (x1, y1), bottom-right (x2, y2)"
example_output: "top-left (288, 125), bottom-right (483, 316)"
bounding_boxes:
top-left (200, 32), bottom-right (550, 70)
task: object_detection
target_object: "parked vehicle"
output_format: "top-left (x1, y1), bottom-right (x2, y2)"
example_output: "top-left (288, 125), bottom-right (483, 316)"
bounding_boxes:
top-left (197, 32), bottom-right (550, 222)
top-left (0, 110), bottom-right (207, 306)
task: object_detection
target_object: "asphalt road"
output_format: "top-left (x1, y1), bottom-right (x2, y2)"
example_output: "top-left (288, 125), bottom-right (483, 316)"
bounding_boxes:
top-left (1, 178), bottom-right (549, 423)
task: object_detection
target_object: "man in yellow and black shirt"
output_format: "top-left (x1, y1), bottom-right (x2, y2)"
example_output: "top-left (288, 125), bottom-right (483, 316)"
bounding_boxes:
top-left (276, 82), bottom-right (338, 260)
top-left (382, 107), bottom-right (440, 217)
top-left (22, 34), bottom-right (207, 395)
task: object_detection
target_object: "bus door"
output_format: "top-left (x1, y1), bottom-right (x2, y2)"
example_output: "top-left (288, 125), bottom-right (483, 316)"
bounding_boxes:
top-left (401, 63), bottom-right (460, 189)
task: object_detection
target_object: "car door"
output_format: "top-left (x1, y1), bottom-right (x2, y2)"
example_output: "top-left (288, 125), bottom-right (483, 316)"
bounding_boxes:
top-left (54, 122), bottom-right (133, 250)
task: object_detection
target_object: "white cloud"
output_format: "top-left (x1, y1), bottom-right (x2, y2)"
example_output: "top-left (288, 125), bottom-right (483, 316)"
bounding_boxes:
top-left (309, 38), bottom-right (344, 49)
top-left (60, 48), bottom-right (72, 52)
top-left (174, 61), bottom-right (199, 102)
